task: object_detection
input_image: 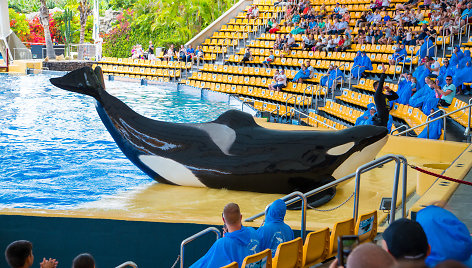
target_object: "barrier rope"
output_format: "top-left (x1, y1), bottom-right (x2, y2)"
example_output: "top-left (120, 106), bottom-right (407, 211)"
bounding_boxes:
top-left (409, 164), bottom-right (472, 186)
top-left (308, 192), bottom-right (355, 211)
top-left (170, 255), bottom-right (180, 268)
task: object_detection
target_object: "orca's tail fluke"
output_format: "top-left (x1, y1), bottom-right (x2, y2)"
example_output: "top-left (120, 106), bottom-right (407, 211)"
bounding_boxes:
top-left (50, 66), bottom-right (105, 100)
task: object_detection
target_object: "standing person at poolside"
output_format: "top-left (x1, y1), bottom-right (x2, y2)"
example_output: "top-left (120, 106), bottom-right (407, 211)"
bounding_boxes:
top-left (5, 240), bottom-right (58, 268)
top-left (372, 63), bottom-right (398, 127)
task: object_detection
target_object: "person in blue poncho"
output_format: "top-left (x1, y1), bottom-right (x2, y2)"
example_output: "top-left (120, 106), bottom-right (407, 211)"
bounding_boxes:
top-left (321, 65), bottom-right (344, 89)
top-left (389, 44), bottom-right (408, 65)
top-left (416, 36), bottom-right (435, 59)
top-left (436, 59), bottom-right (455, 87)
top-left (355, 103), bottom-right (376, 126)
top-left (449, 46), bottom-right (464, 67)
top-left (351, 51), bottom-right (372, 78)
top-left (190, 203), bottom-right (261, 268)
top-left (416, 205), bottom-right (472, 267)
top-left (409, 77), bottom-right (435, 108)
top-left (413, 58), bottom-right (431, 89)
top-left (293, 64), bottom-right (311, 83)
top-left (394, 73), bottom-right (416, 105)
top-left (453, 50), bottom-right (472, 95)
top-left (257, 199), bottom-right (294, 257)
top-left (418, 107), bottom-right (443, 139)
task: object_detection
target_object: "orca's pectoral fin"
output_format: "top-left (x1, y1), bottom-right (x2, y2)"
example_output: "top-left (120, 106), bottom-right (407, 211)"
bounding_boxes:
top-left (50, 66), bottom-right (104, 100)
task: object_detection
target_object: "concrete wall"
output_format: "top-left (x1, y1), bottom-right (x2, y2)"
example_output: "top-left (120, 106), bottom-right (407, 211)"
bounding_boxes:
top-left (0, 0), bottom-right (11, 38)
top-left (185, 0), bottom-right (252, 48)
top-left (43, 60), bottom-right (95, 71)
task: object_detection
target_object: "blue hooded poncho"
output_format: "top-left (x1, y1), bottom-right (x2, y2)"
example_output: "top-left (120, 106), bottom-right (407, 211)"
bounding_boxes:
top-left (395, 78), bottom-right (414, 105)
top-left (293, 67), bottom-right (311, 82)
top-left (418, 108), bottom-right (442, 139)
top-left (351, 52), bottom-right (372, 78)
top-left (257, 199), bottom-right (294, 257)
top-left (393, 47), bottom-right (408, 63)
top-left (416, 205), bottom-right (472, 266)
top-left (437, 62), bottom-right (455, 87)
top-left (190, 226), bottom-right (261, 268)
top-left (454, 50), bottom-right (472, 88)
top-left (450, 47), bottom-right (464, 67)
top-left (416, 37), bottom-right (435, 59)
top-left (355, 103), bottom-right (376, 126)
top-left (409, 83), bottom-right (435, 108)
top-left (422, 97), bottom-right (439, 115)
top-left (413, 64), bottom-right (431, 89)
top-left (321, 69), bottom-right (344, 88)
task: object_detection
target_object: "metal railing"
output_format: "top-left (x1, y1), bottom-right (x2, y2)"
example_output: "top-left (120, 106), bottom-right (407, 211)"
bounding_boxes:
top-left (245, 191), bottom-right (307, 241)
top-left (290, 108), bottom-right (337, 129)
top-left (394, 102), bottom-right (472, 139)
top-left (245, 154), bottom-right (408, 227)
top-left (180, 227), bottom-right (221, 268)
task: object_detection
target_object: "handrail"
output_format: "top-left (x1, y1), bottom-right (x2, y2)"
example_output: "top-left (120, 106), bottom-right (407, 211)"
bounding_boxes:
top-left (291, 109), bottom-right (336, 129)
top-left (245, 191), bottom-right (307, 241)
top-left (390, 124), bottom-right (409, 135)
top-left (285, 95), bottom-right (296, 115)
top-left (245, 154), bottom-right (408, 226)
top-left (180, 227), bottom-right (221, 268)
top-left (466, 99), bottom-right (472, 138)
top-left (394, 103), bottom-right (472, 137)
top-left (426, 108), bottom-right (446, 140)
top-left (115, 261), bottom-right (138, 268)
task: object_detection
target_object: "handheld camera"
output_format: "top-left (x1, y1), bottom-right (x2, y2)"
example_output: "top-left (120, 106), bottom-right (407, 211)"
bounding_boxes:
top-left (337, 235), bottom-right (359, 266)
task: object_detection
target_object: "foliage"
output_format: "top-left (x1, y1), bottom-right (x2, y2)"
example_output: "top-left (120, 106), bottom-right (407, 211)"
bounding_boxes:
top-left (9, 8), bottom-right (30, 42)
top-left (8, 0), bottom-right (68, 13)
top-left (103, 0), bottom-right (235, 57)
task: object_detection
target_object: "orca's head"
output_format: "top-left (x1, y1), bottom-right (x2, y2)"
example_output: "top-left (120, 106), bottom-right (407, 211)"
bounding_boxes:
top-left (50, 66), bottom-right (104, 100)
top-left (328, 125), bottom-right (389, 180)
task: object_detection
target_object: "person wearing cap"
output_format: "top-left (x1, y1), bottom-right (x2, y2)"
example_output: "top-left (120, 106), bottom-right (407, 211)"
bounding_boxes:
top-left (382, 218), bottom-right (430, 262)
top-left (416, 205), bottom-right (472, 267)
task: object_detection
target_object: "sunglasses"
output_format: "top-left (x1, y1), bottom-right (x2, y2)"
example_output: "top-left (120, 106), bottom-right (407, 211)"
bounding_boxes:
top-left (446, 78), bottom-right (452, 80)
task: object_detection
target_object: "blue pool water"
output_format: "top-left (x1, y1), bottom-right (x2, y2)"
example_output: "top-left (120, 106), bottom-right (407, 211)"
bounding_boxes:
top-left (0, 73), bottom-right (237, 209)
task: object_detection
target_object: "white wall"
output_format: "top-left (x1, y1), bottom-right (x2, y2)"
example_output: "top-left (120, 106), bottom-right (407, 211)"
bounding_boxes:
top-left (0, 0), bottom-right (12, 38)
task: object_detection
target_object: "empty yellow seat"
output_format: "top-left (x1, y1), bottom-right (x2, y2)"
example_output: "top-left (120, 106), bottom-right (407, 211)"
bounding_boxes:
top-left (355, 210), bottom-right (378, 243)
top-left (328, 218), bottom-right (355, 258)
top-left (273, 237), bottom-right (303, 268)
top-left (301, 227), bottom-right (330, 268)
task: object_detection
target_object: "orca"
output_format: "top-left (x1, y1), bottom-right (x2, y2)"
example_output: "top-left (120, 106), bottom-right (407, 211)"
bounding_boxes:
top-left (50, 67), bottom-right (388, 207)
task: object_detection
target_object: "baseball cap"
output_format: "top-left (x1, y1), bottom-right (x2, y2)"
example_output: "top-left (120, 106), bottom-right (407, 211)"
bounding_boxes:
top-left (382, 218), bottom-right (429, 260)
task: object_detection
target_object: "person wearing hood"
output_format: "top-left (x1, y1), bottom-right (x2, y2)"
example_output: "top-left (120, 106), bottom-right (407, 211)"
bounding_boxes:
top-left (418, 107), bottom-right (442, 139)
top-left (190, 203), bottom-right (261, 268)
top-left (436, 59), bottom-right (455, 87)
top-left (409, 77), bottom-right (436, 108)
top-left (416, 37), bottom-right (435, 59)
top-left (257, 199), bottom-right (294, 257)
top-left (321, 65), bottom-right (344, 89)
top-left (449, 46), bottom-right (464, 67)
top-left (454, 50), bottom-right (472, 95)
top-left (351, 51), bottom-right (373, 78)
top-left (416, 205), bottom-right (472, 266)
top-left (355, 103), bottom-right (376, 126)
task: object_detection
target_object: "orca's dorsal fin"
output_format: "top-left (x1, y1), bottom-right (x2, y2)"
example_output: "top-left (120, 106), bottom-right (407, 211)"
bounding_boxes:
top-left (50, 66), bottom-right (105, 100)
top-left (212, 110), bottom-right (259, 129)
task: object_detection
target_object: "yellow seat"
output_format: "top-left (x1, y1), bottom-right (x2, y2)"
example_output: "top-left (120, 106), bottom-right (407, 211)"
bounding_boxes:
top-left (328, 218), bottom-right (355, 258)
top-left (273, 237), bottom-right (303, 268)
top-left (355, 210), bottom-right (378, 243)
top-left (301, 227), bottom-right (330, 268)
top-left (242, 248), bottom-right (273, 267)
top-left (220, 262), bottom-right (238, 268)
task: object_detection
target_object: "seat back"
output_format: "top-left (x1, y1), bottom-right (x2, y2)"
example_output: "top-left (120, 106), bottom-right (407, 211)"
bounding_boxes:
top-left (328, 218), bottom-right (355, 257)
top-left (220, 262), bottom-right (238, 268)
top-left (355, 210), bottom-right (377, 243)
top-left (242, 248), bottom-right (272, 268)
top-left (301, 228), bottom-right (330, 268)
top-left (273, 237), bottom-right (303, 268)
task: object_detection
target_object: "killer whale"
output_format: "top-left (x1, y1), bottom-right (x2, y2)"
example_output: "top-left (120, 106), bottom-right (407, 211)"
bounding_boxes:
top-left (50, 67), bottom-right (388, 207)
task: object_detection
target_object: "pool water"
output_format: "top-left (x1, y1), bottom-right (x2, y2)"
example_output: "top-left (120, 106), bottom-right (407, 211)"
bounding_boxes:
top-left (0, 73), bottom-right (237, 209)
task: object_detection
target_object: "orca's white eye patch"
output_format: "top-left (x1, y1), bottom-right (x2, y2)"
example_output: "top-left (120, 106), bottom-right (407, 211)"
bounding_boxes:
top-left (327, 142), bottom-right (355, 156)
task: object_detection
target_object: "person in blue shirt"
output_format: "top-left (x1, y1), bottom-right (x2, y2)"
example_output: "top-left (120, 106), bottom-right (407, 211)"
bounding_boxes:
top-left (190, 203), bottom-right (261, 268)
top-left (257, 199), bottom-right (294, 257)
top-left (461, 2), bottom-right (472, 24)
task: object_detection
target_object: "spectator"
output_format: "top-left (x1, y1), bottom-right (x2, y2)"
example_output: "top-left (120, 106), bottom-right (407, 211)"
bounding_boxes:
top-left (396, 73), bottom-right (417, 105)
top-left (356, 103), bottom-right (377, 125)
top-left (72, 253), bottom-right (95, 268)
top-left (426, 57), bottom-right (440, 78)
top-left (262, 50), bottom-right (275, 68)
top-left (416, 205), bottom-right (472, 266)
top-left (461, 3), bottom-right (472, 25)
top-left (257, 199), bottom-right (294, 257)
top-left (351, 51), bottom-right (373, 78)
top-left (323, 36), bottom-right (336, 52)
top-left (337, 34), bottom-right (351, 51)
top-left (186, 45), bottom-right (195, 62)
top-left (382, 218), bottom-right (430, 263)
top-left (283, 33), bottom-right (298, 52)
top-left (331, 3), bottom-right (342, 19)
top-left (409, 77), bottom-right (436, 108)
top-left (334, 35), bottom-right (346, 51)
top-left (269, 69), bottom-right (287, 91)
top-left (190, 203), bottom-right (261, 268)
top-left (293, 64), bottom-right (310, 83)
top-left (321, 65), bottom-right (344, 89)
top-left (240, 48), bottom-right (253, 63)
top-left (454, 50), bottom-right (472, 95)
top-left (301, 34), bottom-right (315, 50)
top-left (418, 107), bottom-right (443, 139)
top-left (330, 243), bottom-right (396, 268)
top-left (164, 44), bottom-right (175, 61)
top-left (147, 40), bottom-right (155, 60)
top-left (433, 76), bottom-right (456, 107)
top-left (5, 240), bottom-right (58, 268)
top-left (193, 46), bottom-right (204, 66)
top-left (389, 44), bottom-right (408, 65)
top-left (450, 46), bottom-right (464, 67)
